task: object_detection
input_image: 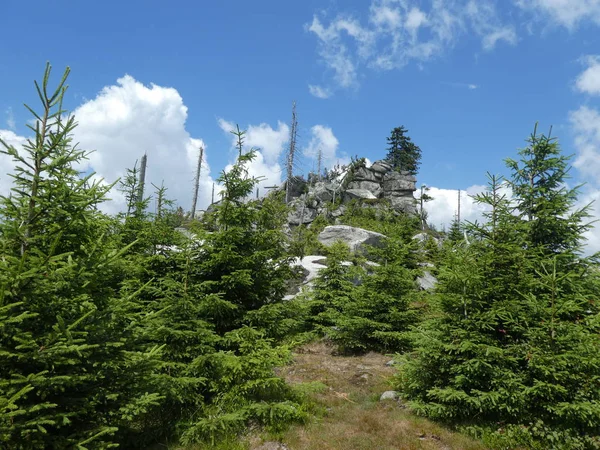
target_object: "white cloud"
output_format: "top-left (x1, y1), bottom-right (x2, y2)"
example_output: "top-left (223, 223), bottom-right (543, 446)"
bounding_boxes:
top-left (0, 129), bottom-right (26, 197)
top-left (308, 84), bottom-right (332, 99)
top-left (302, 124), bottom-right (348, 170)
top-left (570, 106), bottom-right (600, 179)
top-left (306, 16), bottom-right (369, 89)
top-left (466, 1), bottom-right (517, 51)
top-left (481, 27), bottom-right (518, 50)
top-left (575, 56), bottom-right (600, 96)
top-left (515, 0), bottom-right (600, 29)
top-left (218, 118), bottom-right (289, 193)
top-left (424, 184), bottom-right (499, 231)
top-left (307, 0), bottom-right (517, 92)
top-left (405, 7), bottom-right (428, 33)
top-left (70, 75), bottom-right (215, 214)
top-left (568, 105), bottom-right (600, 253)
top-left (5, 108), bottom-right (15, 131)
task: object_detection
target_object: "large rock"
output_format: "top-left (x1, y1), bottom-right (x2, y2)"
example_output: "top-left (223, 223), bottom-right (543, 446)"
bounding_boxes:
top-left (284, 255), bottom-right (329, 300)
top-left (343, 189), bottom-right (378, 201)
top-left (318, 225), bottom-right (386, 252)
top-left (387, 196), bottom-right (416, 213)
top-left (380, 391), bottom-right (400, 401)
top-left (329, 205), bottom-right (347, 218)
top-left (413, 233), bottom-right (441, 248)
top-left (288, 201), bottom-right (318, 225)
top-left (383, 171), bottom-right (416, 193)
top-left (417, 270), bottom-right (437, 290)
top-left (346, 180), bottom-right (382, 196)
top-left (351, 166), bottom-right (379, 182)
top-left (370, 160), bottom-right (393, 175)
top-left (311, 182), bottom-right (334, 203)
top-left (284, 176), bottom-right (308, 198)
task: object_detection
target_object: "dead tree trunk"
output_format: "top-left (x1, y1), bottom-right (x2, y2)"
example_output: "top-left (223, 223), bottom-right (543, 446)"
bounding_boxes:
top-left (286, 101), bottom-right (298, 203)
top-left (457, 189), bottom-right (461, 225)
top-left (190, 146), bottom-right (204, 217)
top-left (138, 153), bottom-right (147, 202)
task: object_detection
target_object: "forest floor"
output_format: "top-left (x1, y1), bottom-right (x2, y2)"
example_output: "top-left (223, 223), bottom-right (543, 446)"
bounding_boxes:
top-left (243, 340), bottom-right (488, 450)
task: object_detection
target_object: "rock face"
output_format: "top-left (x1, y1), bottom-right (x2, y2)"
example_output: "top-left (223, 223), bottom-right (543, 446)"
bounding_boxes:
top-left (346, 180), bottom-right (382, 196)
top-left (288, 199), bottom-right (318, 225)
top-left (417, 270), bottom-right (437, 291)
top-left (318, 225), bottom-right (386, 252)
top-left (277, 158), bottom-right (417, 227)
top-left (343, 189), bottom-right (378, 201)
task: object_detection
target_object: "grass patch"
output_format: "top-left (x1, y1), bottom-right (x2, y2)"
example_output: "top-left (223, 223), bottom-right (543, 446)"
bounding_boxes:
top-left (174, 340), bottom-right (487, 449)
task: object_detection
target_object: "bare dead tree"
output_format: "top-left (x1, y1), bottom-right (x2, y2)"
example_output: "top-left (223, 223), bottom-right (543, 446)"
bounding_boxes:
top-left (458, 189), bottom-right (461, 224)
top-left (138, 153), bottom-right (147, 204)
top-left (190, 146), bottom-right (204, 217)
top-left (317, 146), bottom-right (323, 182)
top-left (285, 101), bottom-right (298, 203)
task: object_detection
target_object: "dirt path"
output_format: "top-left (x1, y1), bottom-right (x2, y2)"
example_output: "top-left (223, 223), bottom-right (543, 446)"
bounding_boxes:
top-left (251, 341), bottom-right (486, 450)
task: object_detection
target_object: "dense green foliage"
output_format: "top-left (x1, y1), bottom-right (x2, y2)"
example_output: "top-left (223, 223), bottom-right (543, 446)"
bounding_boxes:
top-left (399, 127), bottom-right (600, 449)
top-left (2, 65), bottom-right (599, 450)
top-left (385, 126), bottom-right (422, 175)
top-left (0, 66), bottom-right (308, 449)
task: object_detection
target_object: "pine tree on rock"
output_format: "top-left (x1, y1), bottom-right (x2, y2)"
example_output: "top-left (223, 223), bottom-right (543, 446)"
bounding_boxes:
top-left (385, 126), bottom-right (422, 175)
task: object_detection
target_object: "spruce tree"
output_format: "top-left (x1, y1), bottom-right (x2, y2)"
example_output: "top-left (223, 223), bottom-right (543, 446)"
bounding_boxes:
top-left (447, 216), bottom-right (463, 243)
top-left (385, 126), bottom-right (422, 175)
top-left (198, 128), bottom-right (293, 333)
top-left (329, 237), bottom-right (418, 353)
top-left (399, 127), bottom-right (600, 448)
top-left (0, 64), bottom-right (161, 449)
top-left (170, 128), bottom-right (306, 444)
top-left (307, 241), bottom-right (358, 333)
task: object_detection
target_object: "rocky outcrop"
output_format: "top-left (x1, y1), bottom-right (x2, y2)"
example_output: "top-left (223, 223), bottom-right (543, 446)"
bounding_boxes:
top-left (382, 170), bottom-right (417, 214)
top-left (280, 159), bottom-right (417, 226)
top-left (318, 225), bottom-right (386, 252)
top-left (346, 180), bottom-right (382, 196)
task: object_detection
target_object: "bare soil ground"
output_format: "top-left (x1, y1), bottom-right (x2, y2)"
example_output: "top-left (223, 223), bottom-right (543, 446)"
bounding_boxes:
top-left (248, 341), bottom-right (487, 450)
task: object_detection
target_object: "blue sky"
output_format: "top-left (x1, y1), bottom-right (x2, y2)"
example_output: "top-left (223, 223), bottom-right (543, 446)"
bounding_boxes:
top-left (1, 0), bottom-right (600, 250)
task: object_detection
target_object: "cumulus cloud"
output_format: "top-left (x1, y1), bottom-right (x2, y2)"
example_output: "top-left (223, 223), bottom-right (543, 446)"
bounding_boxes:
top-left (515, 0), bottom-right (600, 29)
top-left (69, 75), bottom-right (215, 214)
top-left (302, 125), bottom-right (348, 170)
top-left (218, 118), bottom-right (289, 193)
top-left (575, 56), bottom-right (600, 96)
top-left (424, 184), bottom-right (499, 231)
top-left (307, 0), bottom-right (517, 92)
top-left (1, 76), bottom-right (215, 215)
